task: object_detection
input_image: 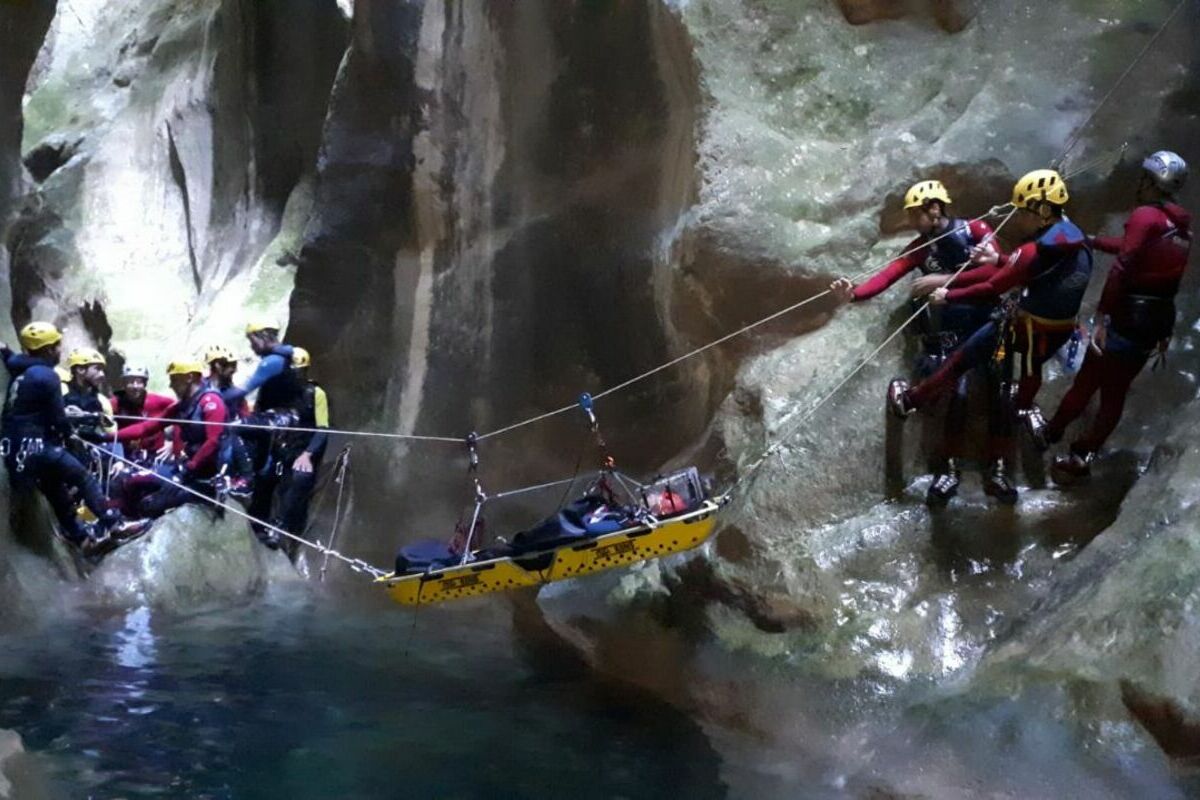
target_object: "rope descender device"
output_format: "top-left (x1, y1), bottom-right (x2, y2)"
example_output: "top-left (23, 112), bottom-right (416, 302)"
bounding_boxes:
top-left (578, 393), bottom-right (597, 431)
top-left (578, 392), bottom-right (608, 451)
top-left (465, 431), bottom-right (480, 473)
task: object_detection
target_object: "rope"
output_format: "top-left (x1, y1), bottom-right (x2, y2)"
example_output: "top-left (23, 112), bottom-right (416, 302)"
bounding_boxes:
top-left (738, 206), bottom-right (1019, 483)
top-left (1063, 142), bottom-right (1129, 181)
top-left (318, 449), bottom-right (352, 582)
top-left (1055, 0), bottom-right (1188, 170)
top-left (73, 437), bottom-right (388, 580)
top-left (489, 473), bottom-right (598, 501)
top-left (110, 413), bottom-right (462, 444)
top-left (476, 205), bottom-right (1011, 442)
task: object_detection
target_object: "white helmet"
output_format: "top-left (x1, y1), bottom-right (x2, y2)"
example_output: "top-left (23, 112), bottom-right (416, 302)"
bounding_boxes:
top-left (1142, 150), bottom-right (1188, 195)
top-left (122, 365), bottom-right (150, 381)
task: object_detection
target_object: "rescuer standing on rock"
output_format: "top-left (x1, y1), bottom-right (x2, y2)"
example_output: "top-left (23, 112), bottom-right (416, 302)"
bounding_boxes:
top-left (1035, 151), bottom-right (1192, 481)
top-left (887, 169), bottom-right (1094, 504)
top-left (831, 180), bottom-right (1004, 506)
top-left (203, 344), bottom-right (253, 497)
top-left (268, 346), bottom-right (330, 556)
top-left (224, 320), bottom-right (303, 547)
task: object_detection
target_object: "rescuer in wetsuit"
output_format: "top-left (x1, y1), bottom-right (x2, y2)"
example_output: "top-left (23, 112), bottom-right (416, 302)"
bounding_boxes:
top-left (1036, 151), bottom-right (1192, 481)
top-left (62, 347), bottom-right (119, 468)
top-left (887, 169), bottom-right (1094, 504)
top-left (110, 360), bottom-right (228, 518)
top-left (1, 323), bottom-right (136, 553)
top-left (269, 346), bottom-right (330, 556)
top-left (222, 320), bottom-right (303, 547)
top-left (831, 179), bottom-right (1004, 505)
top-left (110, 364), bottom-right (174, 467)
top-left (203, 344), bottom-right (253, 497)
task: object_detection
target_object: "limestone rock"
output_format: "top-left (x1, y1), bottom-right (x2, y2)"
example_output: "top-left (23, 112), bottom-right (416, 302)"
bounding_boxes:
top-left (83, 504), bottom-right (299, 611)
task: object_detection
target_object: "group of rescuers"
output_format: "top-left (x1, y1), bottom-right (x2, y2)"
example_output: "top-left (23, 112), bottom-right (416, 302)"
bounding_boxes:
top-left (829, 150), bottom-right (1192, 505)
top-left (0, 153), bottom-right (1193, 556)
top-left (1, 320), bottom-right (329, 557)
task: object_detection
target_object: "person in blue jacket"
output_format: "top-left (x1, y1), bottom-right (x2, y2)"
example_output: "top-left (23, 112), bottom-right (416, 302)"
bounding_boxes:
top-left (2, 322), bottom-right (141, 553)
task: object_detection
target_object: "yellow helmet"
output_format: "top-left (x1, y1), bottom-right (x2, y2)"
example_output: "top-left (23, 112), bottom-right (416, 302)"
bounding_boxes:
top-left (66, 347), bottom-right (106, 369)
top-left (18, 321), bottom-right (63, 351)
top-left (291, 347), bottom-right (311, 369)
top-left (1011, 169), bottom-right (1069, 209)
top-left (204, 344), bottom-right (236, 364)
top-left (903, 180), bottom-right (952, 210)
top-left (245, 319), bottom-right (280, 336)
top-left (166, 359), bottom-right (204, 377)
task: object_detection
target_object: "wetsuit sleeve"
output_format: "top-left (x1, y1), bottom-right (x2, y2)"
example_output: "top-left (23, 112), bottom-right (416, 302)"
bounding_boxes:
top-left (185, 394), bottom-right (227, 473)
top-left (146, 394), bottom-right (175, 417)
top-left (44, 370), bottom-right (73, 441)
top-left (851, 236), bottom-right (928, 301)
top-left (221, 354), bottom-right (286, 406)
top-left (946, 262), bottom-right (999, 288)
top-left (946, 243), bottom-right (1037, 304)
top-left (304, 387), bottom-right (330, 456)
top-left (116, 403), bottom-right (178, 442)
top-left (1096, 207), bottom-right (1161, 315)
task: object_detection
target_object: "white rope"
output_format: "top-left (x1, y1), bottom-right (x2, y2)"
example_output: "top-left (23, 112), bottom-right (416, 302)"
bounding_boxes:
top-left (478, 206), bottom-right (1011, 440)
top-left (740, 206), bottom-right (1019, 481)
top-left (318, 449), bottom-right (352, 582)
top-left (489, 473), bottom-right (598, 501)
top-left (110, 413), bottom-right (463, 444)
top-left (1055, 0), bottom-right (1188, 170)
top-left (74, 437), bottom-right (388, 579)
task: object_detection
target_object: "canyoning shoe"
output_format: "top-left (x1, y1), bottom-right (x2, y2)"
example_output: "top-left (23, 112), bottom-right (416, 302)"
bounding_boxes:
top-left (228, 477), bottom-right (253, 500)
top-left (1021, 405), bottom-right (1051, 452)
top-left (887, 379), bottom-right (915, 419)
top-left (79, 534), bottom-right (118, 560)
top-left (255, 529), bottom-right (281, 550)
top-left (983, 459), bottom-right (1018, 505)
top-left (1051, 451), bottom-right (1093, 484)
top-left (926, 461), bottom-right (961, 507)
top-left (112, 518), bottom-right (152, 542)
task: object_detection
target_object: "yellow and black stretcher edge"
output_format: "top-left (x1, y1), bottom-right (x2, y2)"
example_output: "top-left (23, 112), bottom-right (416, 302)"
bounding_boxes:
top-left (378, 496), bottom-right (727, 607)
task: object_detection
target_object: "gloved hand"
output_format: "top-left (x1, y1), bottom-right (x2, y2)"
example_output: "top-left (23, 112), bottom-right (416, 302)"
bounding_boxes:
top-left (829, 278), bottom-right (855, 305)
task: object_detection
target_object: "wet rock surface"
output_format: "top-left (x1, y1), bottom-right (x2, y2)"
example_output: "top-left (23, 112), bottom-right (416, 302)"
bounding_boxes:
top-left (81, 504), bottom-right (299, 611)
top-left (1, 0), bottom-right (1200, 792)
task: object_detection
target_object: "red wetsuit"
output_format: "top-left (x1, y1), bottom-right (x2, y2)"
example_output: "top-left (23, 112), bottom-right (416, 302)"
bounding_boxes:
top-left (1048, 203), bottom-right (1193, 455)
top-left (116, 390), bottom-right (227, 477)
top-left (852, 219), bottom-right (1000, 301)
top-left (111, 391), bottom-right (174, 456)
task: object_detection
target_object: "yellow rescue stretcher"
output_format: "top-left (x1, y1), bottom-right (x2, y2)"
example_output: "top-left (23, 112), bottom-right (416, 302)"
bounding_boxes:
top-left (379, 497), bottom-right (724, 607)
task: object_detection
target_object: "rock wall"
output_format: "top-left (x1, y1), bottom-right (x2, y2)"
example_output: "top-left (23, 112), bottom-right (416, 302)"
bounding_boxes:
top-left (289, 0), bottom-right (702, 546)
top-left (10, 0), bottom-right (346, 381)
top-left (0, 0), bottom-right (58, 628)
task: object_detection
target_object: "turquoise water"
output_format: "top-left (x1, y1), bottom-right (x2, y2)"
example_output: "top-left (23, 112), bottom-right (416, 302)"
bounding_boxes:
top-left (0, 586), bottom-right (724, 799)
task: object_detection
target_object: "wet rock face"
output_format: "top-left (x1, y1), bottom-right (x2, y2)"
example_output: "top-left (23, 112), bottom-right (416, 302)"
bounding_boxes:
top-left (82, 505), bottom-right (298, 611)
top-left (0, 0), bottom-right (58, 626)
top-left (9, 0), bottom-right (346, 377)
top-left (290, 0), bottom-right (702, 545)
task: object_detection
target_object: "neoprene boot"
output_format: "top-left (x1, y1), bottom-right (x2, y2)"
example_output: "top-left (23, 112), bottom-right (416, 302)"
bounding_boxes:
top-left (1051, 448), bottom-right (1094, 483)
top-left (983, 458), bottom-right (1018, 505)
top-left (1021, 405), bottom-right (1051, 452)
top-left (926, 459), bottom-right (961, 507)
top-left (887, 379), bottom-right (915, 419)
